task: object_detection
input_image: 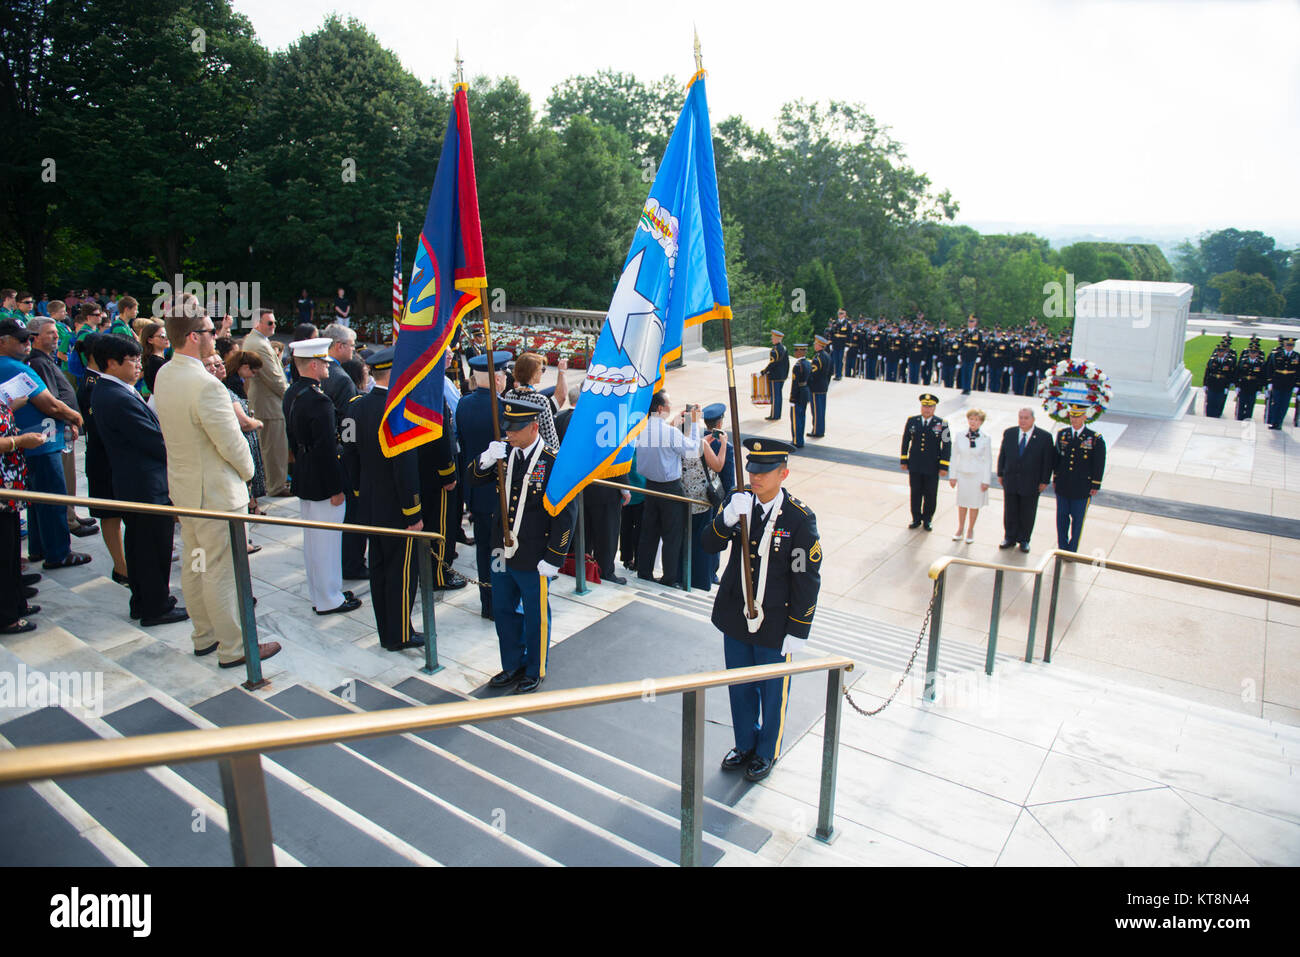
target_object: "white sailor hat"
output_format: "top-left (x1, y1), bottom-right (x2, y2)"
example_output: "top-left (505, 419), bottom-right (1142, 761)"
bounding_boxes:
top-left (290, 337), bottom-right (331, 359)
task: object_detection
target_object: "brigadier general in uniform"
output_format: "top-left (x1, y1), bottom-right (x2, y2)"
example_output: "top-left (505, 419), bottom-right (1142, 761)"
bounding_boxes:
top-left (472, 398), bottom-right (577, 694)
top-left (901, 393), bottom-right (951, 531)
top-left (704, 438), bottom-right (821, 783)
top-left (341, 346), bottom-right (425, 650)
top-left (1053, 404), bottom-right (1106, 552)
top-left (761, 329), bottom-right (788, 420)
top-left (1266, 336), bottom-right (1300, 430)
top-left (808, 334), bottom-right (831, 438)
top-left (788, 343), bottom-right (811, 448)
top-left (285, 338), bottom-right (363, 616)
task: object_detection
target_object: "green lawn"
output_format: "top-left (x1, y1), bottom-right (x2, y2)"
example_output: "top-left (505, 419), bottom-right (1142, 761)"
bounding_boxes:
top-left (1183, 334), bottom-right (1276, 387)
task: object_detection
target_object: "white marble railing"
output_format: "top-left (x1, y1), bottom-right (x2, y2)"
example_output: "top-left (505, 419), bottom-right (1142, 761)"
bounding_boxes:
top-left (500, 306), bottom-right (607, 333)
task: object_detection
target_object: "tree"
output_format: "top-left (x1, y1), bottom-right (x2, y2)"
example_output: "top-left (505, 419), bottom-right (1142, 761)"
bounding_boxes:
top-left (545, 70), bottom-right (681, 163)
top-left (791, 258), bottom-right (842, 331)
top-left (1233, 248), bottom-right (1276, 282)
top-left (1282, 252), bottom-right (1300, 318)
top-left (228, 16), bottom-right (440, 315)
top-left (1208, 271), bottom-right (1285, 317)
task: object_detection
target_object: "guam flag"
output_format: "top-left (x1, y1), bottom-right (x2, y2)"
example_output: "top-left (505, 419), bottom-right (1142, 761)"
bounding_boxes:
top-left (544, 71), bottom-right (730, 514)
top-left (381, 83), bottom-right (486, 456)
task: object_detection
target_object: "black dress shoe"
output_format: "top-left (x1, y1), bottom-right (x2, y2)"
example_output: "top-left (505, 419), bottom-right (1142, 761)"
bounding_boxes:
top-left (923, 522), bottom-right (933, 532)
top-left (386, 633), bottom-right (426, 651)
top-left (513, 675), bottom-right (543, 694)
top-left (605, 574), bottom-right (627, 585)
top-left (314, 596), bottom-right (362, 615)
top-left (1019, 543), bottom-right (1031, 553)
top-left (908, 520), bottom-right (922, 529)
top-left (721, 747), bottom-right (754, 771)
top-left (69, 523), bottom-right (99, 538)
top-left (195, 642), bottom-right (219, 657)
top-left (480, 608), bottom-right (494, 621)
top-left (432, 573), bottom-right (468, 591)
top-left (488, 667), bottom-right (526, 689)
top-left (744, 755), bottom-right (774, 782)
top-left (998, 540), bottom-right (1014, 549)
top-left (20, 573), bottom-right (40, 586)
top-left (22, 585), bottom-right (37, 598)
top-left (141, 607), bottom-right (190, 627)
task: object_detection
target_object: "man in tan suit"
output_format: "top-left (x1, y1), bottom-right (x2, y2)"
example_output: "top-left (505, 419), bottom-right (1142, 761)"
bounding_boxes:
top-left (154, 312), bottom-right (280, 668)
top-left (243, 308), bottom-right (290, 496)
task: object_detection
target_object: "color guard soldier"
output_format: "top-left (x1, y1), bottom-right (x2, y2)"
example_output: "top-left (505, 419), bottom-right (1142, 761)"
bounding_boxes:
top-left (907, 327), bottom-right (928, 384)
top-left (1235, 339), bottom-right (1266, 420)
top-left (457, 350), bottom-right (510, 618)
top-left (1266, 336), bottom-right (1300, 429)
top-left (1053, 404), bottom-right (1106, 552)
top-left (1202, 339), bottom-right (1236, 418)
top-left (788, 343), bottom-right (811, 448)
top-left (900, 393), bottom-right (950, 531)
top-left (808, 334), bottom-right (832, 437)
top-left (761, 329), bottom-right (789, 420)
top-left (284, 338), bottom-right (362, 617)
top-left (472, 398), bottom-right (577, 694)
top-left (704, 437), bottom-right (821, 782)
top-left (341, 346), bottom-right (424, 650)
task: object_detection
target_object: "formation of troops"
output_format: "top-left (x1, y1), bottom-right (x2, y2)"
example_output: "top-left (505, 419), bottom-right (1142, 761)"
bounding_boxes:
top-left (760, 312), bottom-right (1073, 445)
top-left (1201, 332), bottom-right (1300, 428)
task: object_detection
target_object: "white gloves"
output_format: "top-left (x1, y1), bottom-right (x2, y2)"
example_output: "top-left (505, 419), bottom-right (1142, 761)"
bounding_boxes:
top-left (537, 559), bottom-right (561, 579)
top-left (479, 440), bottom-right (508, 469)
top-left (722, 491), bottom-right (754, 527)
top-left (781, 634), bottom-right (806, 656)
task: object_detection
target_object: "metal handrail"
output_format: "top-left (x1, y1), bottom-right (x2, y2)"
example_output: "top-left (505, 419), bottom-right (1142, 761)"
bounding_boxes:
top-left (0, 487), bottom-right (447, 683)
top-left (920, 547), bottom-right (1300, 701)
top-left (0, 655), bottom-right (856, 867)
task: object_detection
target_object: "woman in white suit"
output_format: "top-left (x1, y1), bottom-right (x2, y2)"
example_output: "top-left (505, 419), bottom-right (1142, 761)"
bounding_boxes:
top-left (950, 408), bottom-right (992, 543)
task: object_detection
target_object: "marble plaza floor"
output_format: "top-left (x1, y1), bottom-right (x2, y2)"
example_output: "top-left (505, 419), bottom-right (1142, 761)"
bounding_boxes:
top-left (1, 350), bottom-right (1296, 866)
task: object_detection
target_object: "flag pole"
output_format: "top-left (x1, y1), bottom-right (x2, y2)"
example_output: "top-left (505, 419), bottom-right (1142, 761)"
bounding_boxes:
top-left (697, 29), bottom-right (757, 621)
top-left (458, 45), bottom-right (513, 549)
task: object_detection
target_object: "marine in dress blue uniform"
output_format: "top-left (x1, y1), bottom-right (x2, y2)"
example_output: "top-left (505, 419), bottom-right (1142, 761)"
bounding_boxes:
top-left (808, 335), bottom-right (832, 437)
top-left (1052, 405), bottom-right (1106, 552)
top-left (471, 398), bottom-right (577, 694)
top-left (901, 393), bottom-right (951, 531)
top-left (704, 438), bottom-right (821, 782)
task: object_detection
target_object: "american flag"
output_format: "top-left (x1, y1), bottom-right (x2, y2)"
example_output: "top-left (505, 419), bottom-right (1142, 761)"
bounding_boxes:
top-left (390, 222), bottom-right (403, 342)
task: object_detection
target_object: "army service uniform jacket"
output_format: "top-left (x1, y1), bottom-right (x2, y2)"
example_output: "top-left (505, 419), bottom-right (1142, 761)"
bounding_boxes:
top-left (471, 440), bottom-right (577, 573)
top-left (703, 488), bottom-right (822, 651)
top-left (901, 414), bottom-right (951, 475)
top-left (1053, 426), bottom-right (1106, 499)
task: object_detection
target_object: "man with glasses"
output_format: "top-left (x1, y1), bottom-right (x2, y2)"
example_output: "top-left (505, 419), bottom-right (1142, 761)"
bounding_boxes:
top-left (155, 312), bottom-right (280, 669)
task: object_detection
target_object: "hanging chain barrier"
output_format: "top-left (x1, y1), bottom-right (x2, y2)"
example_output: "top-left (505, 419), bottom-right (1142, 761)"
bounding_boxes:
top-left (844, 579), bottom-right (938, 718)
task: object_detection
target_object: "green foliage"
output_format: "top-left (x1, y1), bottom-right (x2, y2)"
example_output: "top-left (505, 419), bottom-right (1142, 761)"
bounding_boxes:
top-left (1057, 242), bottom-right (1171, 284)
top-left (1282, 253), bottom-right (1300, 318)
top-left (544, 70), bottom-right (681, 163)
top-left (790, 257), bottom-right (842, 331)
top-left (1208, 271), bottom-right (1285, 317)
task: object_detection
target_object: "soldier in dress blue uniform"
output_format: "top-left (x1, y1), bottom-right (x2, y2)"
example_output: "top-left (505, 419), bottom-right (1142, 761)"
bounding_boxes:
top-left (958, 315), bottom-right (982, 394)
top-left (704, 438), bottom-right (821, 783)
top-left (808, 334), bottom-right (832, 437)
top-left (900, 393), bottom-right (951, 531)
top-left (472, 398), bottom-right (577, 694)
top-left (829, 309), bottom-right (851, 380)
top-left (341, 346), bottom-right (425, 650)
top-left (788, 344), bottom-right (811, 448)
top-left (1202, 337), bottom-right (1236, 418)
top-left (1266, 336), bottom-right (1300, 430)
top-left (1052, 404), bottom-right (1106, 552)
top-left (456, 350), bottom-right (510, 618)
top-left (761, 329), bottom-right (789, 420)
top-left (1235, 339), bottom-right (1267, 421)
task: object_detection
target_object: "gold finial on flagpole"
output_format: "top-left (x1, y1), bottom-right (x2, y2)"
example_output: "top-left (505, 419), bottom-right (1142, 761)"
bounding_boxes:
top-left (693, 25), bottom-right (702, 72)
top-left (455, 41), bottom-right (464, 85)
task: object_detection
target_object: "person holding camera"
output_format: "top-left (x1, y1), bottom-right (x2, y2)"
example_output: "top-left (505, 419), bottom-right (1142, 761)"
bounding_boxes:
top-left (634, 390), bottom-right (701, 588)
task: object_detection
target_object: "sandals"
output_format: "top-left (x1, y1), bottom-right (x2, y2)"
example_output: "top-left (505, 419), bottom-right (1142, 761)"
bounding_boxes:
top-left (43, 552), bottom-right (91, 569)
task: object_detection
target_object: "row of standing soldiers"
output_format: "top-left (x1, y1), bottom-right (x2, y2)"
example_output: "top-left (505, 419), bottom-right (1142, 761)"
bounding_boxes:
top-left (820, 311), bottom-right (1072, 396)
top-left (1202, 333), bottom-right (1300, 428)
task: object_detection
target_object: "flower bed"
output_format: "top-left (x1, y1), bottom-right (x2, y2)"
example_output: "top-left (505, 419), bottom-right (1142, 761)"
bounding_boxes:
top-left (480, 322), bottom-right (595, 368)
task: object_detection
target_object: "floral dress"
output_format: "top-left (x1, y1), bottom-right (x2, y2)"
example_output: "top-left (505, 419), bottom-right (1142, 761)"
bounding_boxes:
top-left (0, 403), bottom-right (27, 510)
top-left (227, 386), bottom-right (267, 499)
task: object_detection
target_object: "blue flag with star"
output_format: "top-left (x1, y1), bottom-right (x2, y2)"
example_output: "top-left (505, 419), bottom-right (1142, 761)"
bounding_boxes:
top-left (544, 71), bottom-right (730, 515)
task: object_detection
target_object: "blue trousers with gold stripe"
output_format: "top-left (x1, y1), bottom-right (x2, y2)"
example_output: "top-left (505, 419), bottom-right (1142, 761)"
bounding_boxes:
top-left (789, 395), bottom-right (807, 447)
top-left (491, 566), bottom-right (552, 679)
top-left (723, 635), bottom-right (792, 761)
top-left (809, 391), bottom-right (827, 437)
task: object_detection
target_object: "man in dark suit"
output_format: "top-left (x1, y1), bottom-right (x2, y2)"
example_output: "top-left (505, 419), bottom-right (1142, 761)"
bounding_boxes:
top-left (456, 351), bottom-right (509, 618)
top-left (703, 438), bottom-right (821, 783)
top-left (341, 346), bottom-right (424, 650)
top-left (996, 407), bottom-right (1054, 552)
top-left (1053, 405), bottom-right (1106, 552)
top-left (90, 335), bottom-right (187, 625)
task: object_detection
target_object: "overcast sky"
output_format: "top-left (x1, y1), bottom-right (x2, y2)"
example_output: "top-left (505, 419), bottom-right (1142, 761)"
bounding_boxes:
top-left (233, 0), bottom-right (1300, 240)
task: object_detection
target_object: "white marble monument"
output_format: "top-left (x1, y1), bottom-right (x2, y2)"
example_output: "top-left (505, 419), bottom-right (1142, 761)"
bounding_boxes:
top-left (1071, 279), bottom-right (1194, 418)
